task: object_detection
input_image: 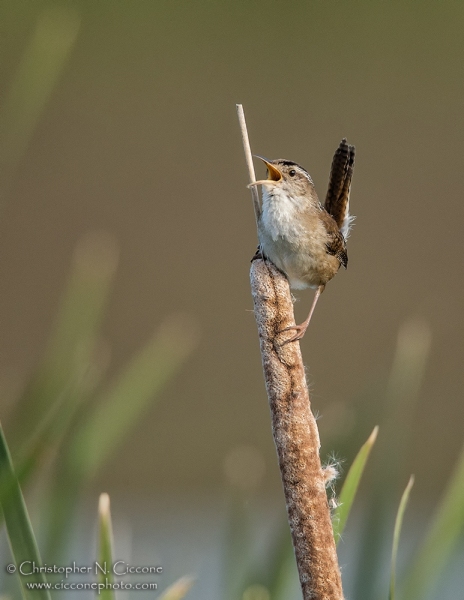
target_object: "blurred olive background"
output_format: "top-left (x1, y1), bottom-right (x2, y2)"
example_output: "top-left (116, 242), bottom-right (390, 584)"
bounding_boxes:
top-left (1, 1), bottom-right (464, 598)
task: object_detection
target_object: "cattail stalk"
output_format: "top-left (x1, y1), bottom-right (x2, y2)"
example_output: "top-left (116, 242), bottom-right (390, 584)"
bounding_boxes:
top-left (250, 259), bottom-right (343, 600)
top-left (237, 104), bottom-right (344, 600)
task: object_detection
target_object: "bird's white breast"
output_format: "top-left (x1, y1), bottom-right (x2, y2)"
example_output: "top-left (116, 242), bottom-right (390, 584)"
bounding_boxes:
top-left (260, 187), bottom-right (306, 243)
top-left (258, 186), bottom-right (334, 290)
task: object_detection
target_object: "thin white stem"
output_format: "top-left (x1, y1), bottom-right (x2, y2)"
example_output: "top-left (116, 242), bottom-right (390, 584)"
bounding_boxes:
top-left (236, 104), bottom-right (261, 227)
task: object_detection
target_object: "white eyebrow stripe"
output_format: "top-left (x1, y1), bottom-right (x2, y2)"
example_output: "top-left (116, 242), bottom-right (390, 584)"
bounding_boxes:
top-left (298, 168), bottom-right (313, 184)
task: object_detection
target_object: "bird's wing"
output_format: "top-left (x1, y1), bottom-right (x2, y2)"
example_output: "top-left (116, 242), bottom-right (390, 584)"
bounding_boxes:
top-left (323, 215), bottom-right (348, 269)
top-left (324, 139), bottom-right (355, 239)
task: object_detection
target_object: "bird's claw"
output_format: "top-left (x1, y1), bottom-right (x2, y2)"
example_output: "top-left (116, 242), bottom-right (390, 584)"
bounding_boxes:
top-left (280, 324), bottom-right (308, 345)
top-left (251, 246), bottom-right (264, 262)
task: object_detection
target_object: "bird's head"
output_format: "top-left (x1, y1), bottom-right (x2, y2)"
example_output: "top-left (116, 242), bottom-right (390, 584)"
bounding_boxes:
top-left (249, 157), bottom-right (314, 197)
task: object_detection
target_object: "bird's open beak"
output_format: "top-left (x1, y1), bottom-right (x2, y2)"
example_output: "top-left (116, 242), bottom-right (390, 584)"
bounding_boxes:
top-left (247, 156), bottom-right (282, 188)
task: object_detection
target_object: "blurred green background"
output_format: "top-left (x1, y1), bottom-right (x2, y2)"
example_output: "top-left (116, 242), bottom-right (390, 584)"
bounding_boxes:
top-left (1, 1), bottom-right (463, 599)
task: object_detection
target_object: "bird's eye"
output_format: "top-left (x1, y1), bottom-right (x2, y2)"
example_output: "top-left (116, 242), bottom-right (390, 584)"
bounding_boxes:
top-left (289, 169), bottom-right (296, 177)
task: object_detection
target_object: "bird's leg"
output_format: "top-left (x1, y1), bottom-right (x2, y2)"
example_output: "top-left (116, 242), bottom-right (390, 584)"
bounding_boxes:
top-left (281, 285), bottom-right (324, 344)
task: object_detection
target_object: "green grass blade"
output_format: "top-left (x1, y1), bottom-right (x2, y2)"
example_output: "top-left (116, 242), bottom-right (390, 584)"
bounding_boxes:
top-left (0, 236), bottom-right (116, 534)
top-left (43, 315), bottom-right (197, 560)
top-left (223, 492), bottom-right (252, 600)
top-left (333, 425), bottom-right (379, 542)
top-left (352, 319), bottom-right (431, 600)
top-left (265, 525), bottom-right (296, 600)
top-left (69, 315), bottom-right (198, 480)
top-left (98, 493), bottom-right (115, 600)
top-left (0, 423), bottom-right (51, 600)
top-left (42, 447), bottom-right (81, 562)
top-left (242, 584), bottom-right (271, 600)
top-left (14, 382), bottom-right (90, 484)
top-left (158, 576), bottom-right (195, 600)
top-left (9, 232), bottom-right (118, 457)
top-left (0, 6), bottom-right (79, 179)
top-left (401, 441), bottom-right (464, 600)
top-left (389, 475), bottom-right (414, 600)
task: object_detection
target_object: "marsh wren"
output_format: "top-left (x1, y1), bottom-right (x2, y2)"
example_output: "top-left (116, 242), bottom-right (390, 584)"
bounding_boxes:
top-left (249, 139), bottom-right (355, 343)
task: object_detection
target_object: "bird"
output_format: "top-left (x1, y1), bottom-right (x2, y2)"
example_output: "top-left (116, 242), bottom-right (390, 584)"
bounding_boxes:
top-left (248, 138), bottom-right (355, 344)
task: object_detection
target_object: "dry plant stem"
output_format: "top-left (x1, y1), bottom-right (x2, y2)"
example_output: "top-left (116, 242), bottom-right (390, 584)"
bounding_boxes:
top-left (236, 104), bottom-right (261, 225)
top-left (250, 258), bottom-right (344, 600)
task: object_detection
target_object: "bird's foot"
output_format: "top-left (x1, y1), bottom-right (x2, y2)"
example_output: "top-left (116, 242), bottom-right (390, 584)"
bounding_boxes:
top-left (251, 245), bottom-right (265, 262)
top-left (279, 286), bottom-right (323, 345)
top-left (280, 322), bottom-right (309, 345)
